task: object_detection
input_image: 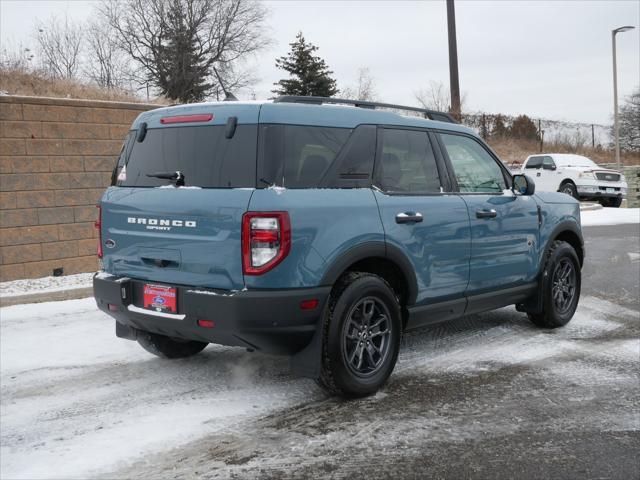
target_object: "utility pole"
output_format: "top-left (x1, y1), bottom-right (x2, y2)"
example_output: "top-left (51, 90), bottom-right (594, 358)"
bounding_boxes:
top-left (446, 0), bottom-right (461, 121)
top-left (612, 26), bottom-right (635, 169)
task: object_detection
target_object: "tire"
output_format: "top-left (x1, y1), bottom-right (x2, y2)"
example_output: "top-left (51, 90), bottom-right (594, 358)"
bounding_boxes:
top-left (599, 197), bottom-right (622, 208)
top-left (137, 331), bottom-right (208, 359)
top-left (559, 182), bottom-right (578, 199)
top-left (528, 240), bottom-right (581, 328)
top-left (317, 272), bottom-right (402, 398)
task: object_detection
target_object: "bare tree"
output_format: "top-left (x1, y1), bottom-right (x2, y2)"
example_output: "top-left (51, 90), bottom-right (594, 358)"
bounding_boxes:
top-left (84, 20), bottom-right (133, 90)
top-left (34, 14), bottom-right (84, 79)
top-left (0, 42), bottom-right (36, 72)
top-left (341, 67), bottom-right (376, 101)
top-left (414, 80), bottom-right (466, 113)
top-left (617, 87), bottom-right (640, 153)
top-left (99, 0), bottom-right (269, 102)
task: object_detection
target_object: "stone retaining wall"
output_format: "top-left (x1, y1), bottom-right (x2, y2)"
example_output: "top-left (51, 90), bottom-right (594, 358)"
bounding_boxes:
top-left (0, 96), bottom-right (157, 281)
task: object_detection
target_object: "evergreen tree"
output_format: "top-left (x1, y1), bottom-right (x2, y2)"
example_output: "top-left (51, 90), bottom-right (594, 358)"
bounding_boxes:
top-left (272, 32), bottom-right (338, 97)
top-left (510, 114), bottom-right (540, 140)
top-left (160, 0), bottom-right (210, 103)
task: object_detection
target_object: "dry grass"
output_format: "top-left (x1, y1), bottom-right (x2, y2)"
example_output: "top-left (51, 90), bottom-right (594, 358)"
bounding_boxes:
top-left (0, 68), bottom-right (167, 104)
top-left (488, 138), bottom-right (640, 167)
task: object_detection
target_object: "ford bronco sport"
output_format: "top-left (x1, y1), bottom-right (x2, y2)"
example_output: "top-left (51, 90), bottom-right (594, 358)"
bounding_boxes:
top-left (94, 96), bottom-right (584, 398)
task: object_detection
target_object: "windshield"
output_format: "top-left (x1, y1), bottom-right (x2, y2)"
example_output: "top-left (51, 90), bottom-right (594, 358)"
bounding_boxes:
top-left (119, 125), bottom-right (257, 188)
top-left (557, 156), bottom-right (598, 168)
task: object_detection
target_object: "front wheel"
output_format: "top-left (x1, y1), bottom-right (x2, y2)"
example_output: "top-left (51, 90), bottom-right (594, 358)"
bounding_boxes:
top-left (559, 182), bottom-right (578, 199)
top-left (137, 331), bottom-right (208, 359)
top-left (528, 240), bottom-right (581, 328)
top-left (317, 272), bottom-right (401, 398)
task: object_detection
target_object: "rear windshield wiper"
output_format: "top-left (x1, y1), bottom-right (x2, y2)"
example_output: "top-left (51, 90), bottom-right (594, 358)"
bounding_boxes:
top-left (147, 170), bottom-right (185, 186)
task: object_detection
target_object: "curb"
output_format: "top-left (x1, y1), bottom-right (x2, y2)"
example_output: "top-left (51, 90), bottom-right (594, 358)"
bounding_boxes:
top-left (1, 286), bottom-right (93, 308)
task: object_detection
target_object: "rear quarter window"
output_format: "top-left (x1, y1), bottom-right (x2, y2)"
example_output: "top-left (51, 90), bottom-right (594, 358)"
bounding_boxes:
top-left (258, 125), bottom-right (352, 188)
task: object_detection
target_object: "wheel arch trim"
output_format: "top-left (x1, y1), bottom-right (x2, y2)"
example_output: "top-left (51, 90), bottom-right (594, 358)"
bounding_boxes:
top-left (319, 241), bottom-right (419, 306)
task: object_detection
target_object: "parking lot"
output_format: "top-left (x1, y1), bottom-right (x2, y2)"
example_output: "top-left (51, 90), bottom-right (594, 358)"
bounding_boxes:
top-left (1, 223), bottom-right (639, 479)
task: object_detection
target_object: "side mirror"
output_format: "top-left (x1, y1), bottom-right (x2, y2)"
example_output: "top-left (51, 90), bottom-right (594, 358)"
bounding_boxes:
top-left (513, 174), bottom-right (535, 196)
top-left (542, 163), bottom-right (556, 171)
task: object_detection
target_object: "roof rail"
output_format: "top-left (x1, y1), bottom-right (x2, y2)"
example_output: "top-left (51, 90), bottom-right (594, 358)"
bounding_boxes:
top-left (273, 95), bottom-right (458, 123)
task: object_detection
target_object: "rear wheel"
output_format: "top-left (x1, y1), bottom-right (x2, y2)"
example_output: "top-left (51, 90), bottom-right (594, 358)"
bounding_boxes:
top-left (317, 272), bottom-right (401, 398)
top-left (528, 240), bottom-right (581, 328)
top-left (559, 182), bottom-right (578, 199)
top-left (599, 197), bottom-right (622, 208)
top-left (137, 331), bottom-right (208, 359)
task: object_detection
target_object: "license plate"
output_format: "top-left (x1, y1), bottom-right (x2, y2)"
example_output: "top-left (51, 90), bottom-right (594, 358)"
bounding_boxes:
top-left (606, 187), bottom-right (615, 193)
top-left (143, 284), bottom-right (177, 313)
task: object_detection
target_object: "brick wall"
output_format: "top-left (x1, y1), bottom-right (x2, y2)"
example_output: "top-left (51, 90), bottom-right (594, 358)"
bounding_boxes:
top-left (0, 96), bottom-right (158, 281)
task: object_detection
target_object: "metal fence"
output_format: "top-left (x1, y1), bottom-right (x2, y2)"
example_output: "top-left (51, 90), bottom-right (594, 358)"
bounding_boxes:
top-left (462, 112), bottom-right (611, 151)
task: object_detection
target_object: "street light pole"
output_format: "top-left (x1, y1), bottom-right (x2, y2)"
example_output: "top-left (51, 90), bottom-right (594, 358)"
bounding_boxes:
top-left (612, 25), bottom-right (635, 170)
top-left (447, 0), bottom-right (461, 121)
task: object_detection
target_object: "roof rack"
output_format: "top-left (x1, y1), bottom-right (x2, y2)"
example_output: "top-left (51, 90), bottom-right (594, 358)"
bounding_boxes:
top-left (273, 95), bottom-right (458, 123)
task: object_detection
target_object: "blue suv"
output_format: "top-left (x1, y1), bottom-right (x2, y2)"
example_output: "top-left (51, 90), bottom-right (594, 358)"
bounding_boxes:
top-left (93, 96), bottom-right (584, 397)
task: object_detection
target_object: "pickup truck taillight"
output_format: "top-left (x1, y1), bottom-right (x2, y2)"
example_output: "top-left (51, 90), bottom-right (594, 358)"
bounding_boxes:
top-left (242, 212), bottom-right (290, 275)
top-left (95, 205), bottom-right (103, 259)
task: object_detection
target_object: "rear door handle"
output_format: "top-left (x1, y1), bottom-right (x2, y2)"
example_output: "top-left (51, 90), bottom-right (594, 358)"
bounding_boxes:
top-left (395, 212), bottom-right (423, 224)
top-left (476, 209), bottom-right (497, 219)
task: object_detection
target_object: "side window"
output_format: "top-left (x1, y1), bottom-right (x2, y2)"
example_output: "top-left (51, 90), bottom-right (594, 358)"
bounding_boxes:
top-left (376, 129), bottom-right (441, 193)
top-left (542, 156), bottom-right (555, 169)
top-left (526, 156), bottom-right (543, 169)
top-left (321, 125), bottom-right (376, 188)
top-left (439, 133), bottom-right (507, 193)
top-left (258, 125), bottom-right (352, 188)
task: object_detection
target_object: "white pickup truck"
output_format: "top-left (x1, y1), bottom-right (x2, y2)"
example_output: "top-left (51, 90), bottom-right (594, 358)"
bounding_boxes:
top-left (520, 153), bottom-right (627, 207)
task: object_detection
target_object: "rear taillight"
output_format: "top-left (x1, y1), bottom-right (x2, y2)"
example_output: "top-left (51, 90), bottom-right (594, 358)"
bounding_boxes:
top-left (242, 212), bottom-right (290, 275)
top-left (95, 205), bottom-right (103, 259)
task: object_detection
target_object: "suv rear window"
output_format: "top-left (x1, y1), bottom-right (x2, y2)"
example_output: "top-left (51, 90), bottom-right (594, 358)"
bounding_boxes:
top-left (119, 125), bottom-right (257, 188)
top-left (258, 125), bottom-right (352, 188)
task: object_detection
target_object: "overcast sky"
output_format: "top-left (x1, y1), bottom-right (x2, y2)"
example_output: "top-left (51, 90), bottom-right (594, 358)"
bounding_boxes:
top-left (1, 0), bottom-right (638, 124)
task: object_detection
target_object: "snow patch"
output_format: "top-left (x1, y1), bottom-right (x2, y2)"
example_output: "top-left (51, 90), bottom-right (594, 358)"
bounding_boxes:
top-left (0, 273), bottom-right (94, 298)
top-left (581, 207), bottom-right (639, 227)
top-left (187, 289), bottom-right (238, 297)
top-left (267, 185), bottom-right (286, 195)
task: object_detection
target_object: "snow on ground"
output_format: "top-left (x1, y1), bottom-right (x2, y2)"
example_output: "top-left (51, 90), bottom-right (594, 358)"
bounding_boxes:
top-left (581, 207), bottom-right (640, 227)
top-left (1, 295), bottom-right (638, 479)
top-left (0, 298), bottom-right (321, 479)
top-left (0, 272), bottom-right (94, 298)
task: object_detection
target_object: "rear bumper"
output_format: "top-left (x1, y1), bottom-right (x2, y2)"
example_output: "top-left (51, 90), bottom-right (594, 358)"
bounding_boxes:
top-left (93, 273), bottom-right (330, 355)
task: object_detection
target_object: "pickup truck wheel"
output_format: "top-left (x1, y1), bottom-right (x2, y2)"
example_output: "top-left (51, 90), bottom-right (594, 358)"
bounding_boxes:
top-left (559, 182), bottom-right (578, 199)
top-left (599, 197), bottom-right (622, 208)
top-left (528, 240), bottom-right (581, 328)
top-left (137, 331), bottom-right (208, 359)
top-left (317, 272), bottom-right (401, 398)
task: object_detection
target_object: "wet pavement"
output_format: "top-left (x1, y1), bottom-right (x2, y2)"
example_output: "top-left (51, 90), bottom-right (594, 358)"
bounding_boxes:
top-left (2, 225), bottom-right (638, 479)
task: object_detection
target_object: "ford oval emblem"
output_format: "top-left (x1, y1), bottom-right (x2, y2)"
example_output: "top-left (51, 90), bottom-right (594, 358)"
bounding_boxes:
top-left (105, 239), bottom-right (116, 249)
top-left (153, 296), bottom-right (166, 304)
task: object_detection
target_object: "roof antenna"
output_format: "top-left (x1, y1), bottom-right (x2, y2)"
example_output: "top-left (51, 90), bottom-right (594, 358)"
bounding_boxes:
top-left (213, 68), bottom-right (238, 101)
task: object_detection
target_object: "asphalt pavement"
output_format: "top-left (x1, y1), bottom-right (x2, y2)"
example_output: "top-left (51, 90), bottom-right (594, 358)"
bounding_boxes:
top-left (108, 224), bottom-right (640, 480)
